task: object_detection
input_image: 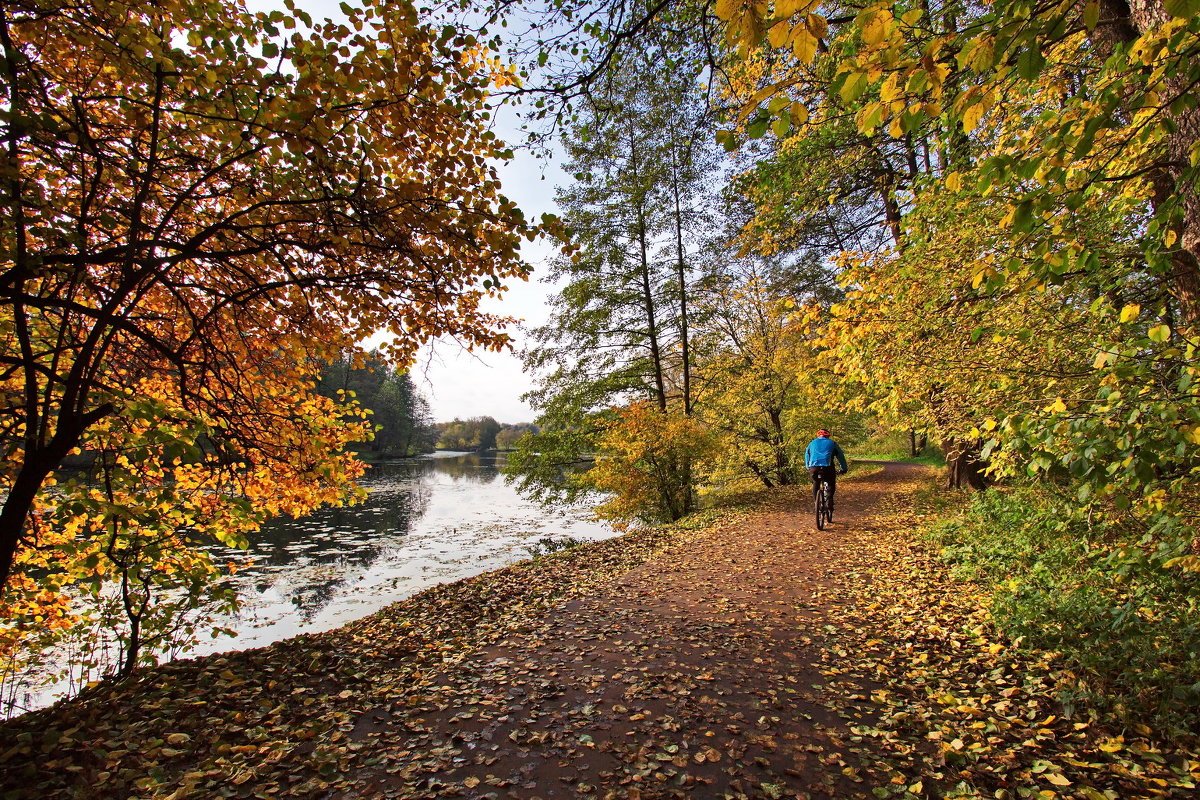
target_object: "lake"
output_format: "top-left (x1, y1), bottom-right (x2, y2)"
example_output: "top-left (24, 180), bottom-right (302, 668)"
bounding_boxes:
top-left (8, 451), bottom-right (612, 716)
top-left (200, 450), bottom-right (613, 651)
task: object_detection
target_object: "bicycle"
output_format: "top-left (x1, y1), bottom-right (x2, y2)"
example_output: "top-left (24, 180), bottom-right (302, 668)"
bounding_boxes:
top-left (814, 473), bottom-right (833, 530)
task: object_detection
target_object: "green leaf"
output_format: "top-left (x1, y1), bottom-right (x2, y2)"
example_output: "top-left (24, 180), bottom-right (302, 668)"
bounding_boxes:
top-left (1165, 0), bottom-right (1200, 17)
top-left (1017, 46), bottom-right (1045, 80)
top-left (1010, 200), bottom-right (1035, 233)
top-left (1148, 324), bottom-right (1171, 342)
top-left (746, 113), bottom-right (770, 140)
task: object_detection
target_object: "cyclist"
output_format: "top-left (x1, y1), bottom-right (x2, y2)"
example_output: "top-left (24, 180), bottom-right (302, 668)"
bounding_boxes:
top-left (805, 429), bottom-right (848, 512)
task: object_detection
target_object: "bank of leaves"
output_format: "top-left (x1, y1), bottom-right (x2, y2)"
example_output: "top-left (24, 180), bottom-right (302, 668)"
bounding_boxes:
top-left (816, 481), bottom-right (1200, 800)
top-left (925, 488), bottom-right (1200, 738)
top-left (0, 510), bottom-right (738, 800)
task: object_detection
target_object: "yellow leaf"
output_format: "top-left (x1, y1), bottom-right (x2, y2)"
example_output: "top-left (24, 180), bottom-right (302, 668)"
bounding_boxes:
top-left (1118, 303), bottom-right (1141, 322)
top-left (715, 0), bottom-right (741, 20)
top-left (962, 101), bottom-right (985, 133)
top-left (880, 73), bottom-right (901, 103)
top-left (791, 28), bottom-right (817, 61)
top-left (1148, 324), bottom-right (1171, 342)
top-left (767, 20), bottom-right (791, 47)
top-left (945, 171), bottom-right (962, 191)
top-left (862, 15), bottom-right (886, 46)
top-left (776, 0), bottom-right (816, 17)
top-left (806, 13), bottom-right (828, 38)
top-left (1163, 555), bottom-right (1200, 571)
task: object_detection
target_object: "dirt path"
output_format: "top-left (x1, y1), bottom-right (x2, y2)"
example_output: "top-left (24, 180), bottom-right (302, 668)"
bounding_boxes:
top-left (341, 464), bottom-right (923, 799)
top-left (8, 463), bottom-right (1195, 799)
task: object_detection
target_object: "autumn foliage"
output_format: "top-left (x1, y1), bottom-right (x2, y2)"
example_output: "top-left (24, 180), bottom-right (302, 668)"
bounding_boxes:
top-left (0, 0), bottom-right (535, 695)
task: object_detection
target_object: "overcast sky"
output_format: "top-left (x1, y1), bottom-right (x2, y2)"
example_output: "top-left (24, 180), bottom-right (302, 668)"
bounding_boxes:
top-left (253, 0), bottom-right (565, 424)
top-left (412, 147), bottom-right (567, 425)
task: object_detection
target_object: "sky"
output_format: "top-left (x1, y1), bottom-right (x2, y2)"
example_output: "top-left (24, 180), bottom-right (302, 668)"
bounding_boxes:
top-left (412, 148), bottom-right (568, 425)
top-left (253, 0), bottom-right (567, 424)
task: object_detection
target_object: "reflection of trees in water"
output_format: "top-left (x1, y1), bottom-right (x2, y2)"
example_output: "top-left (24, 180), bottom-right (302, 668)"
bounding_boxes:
top-left (426, 452), bottom-right (503, 483)
top-left (215, 453), bottom-right (513, 621)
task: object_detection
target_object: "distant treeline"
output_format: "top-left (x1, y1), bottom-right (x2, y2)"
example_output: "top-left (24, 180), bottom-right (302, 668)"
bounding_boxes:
top-left (316, 356), bottom-right (437, 458)
top-left (435, 417), bottom-right (537, 451)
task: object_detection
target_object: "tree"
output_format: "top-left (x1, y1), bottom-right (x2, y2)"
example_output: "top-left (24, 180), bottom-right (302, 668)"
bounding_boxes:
top-left (693, 267), bottom-right (854, 488)
top-left (0, 0), bottom-right (536, 599)
top-left (589, 401), bottom-right (715, 523)
top-left (436, 416), bottom-right (502, 451)
top-left (511, 44), bottom-right (720, 519)
top-left (317, 357), bottom-right (436, 457)
top-left (714, 0), bottom-right (1200, 528)
top-left (495, 422), bottom-right (537, 450)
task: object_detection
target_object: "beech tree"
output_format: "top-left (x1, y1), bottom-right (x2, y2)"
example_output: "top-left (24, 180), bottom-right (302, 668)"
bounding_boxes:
top-left (0, 0), bottom-right (534, 661)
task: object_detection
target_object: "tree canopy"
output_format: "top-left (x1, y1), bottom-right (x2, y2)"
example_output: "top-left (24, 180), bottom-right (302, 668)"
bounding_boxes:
top-left (0, 0), bottom-right (538, 686)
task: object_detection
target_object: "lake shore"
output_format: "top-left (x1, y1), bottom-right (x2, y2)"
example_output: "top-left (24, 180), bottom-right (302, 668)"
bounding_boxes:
top-left (3, 467), bottom-right (1195, 800)
top-left (0, 505), bottom-right (730, 799)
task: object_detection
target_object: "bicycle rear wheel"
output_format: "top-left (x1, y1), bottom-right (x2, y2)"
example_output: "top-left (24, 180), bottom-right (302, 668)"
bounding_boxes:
top-left (814, 482), bottom-right (827, 530)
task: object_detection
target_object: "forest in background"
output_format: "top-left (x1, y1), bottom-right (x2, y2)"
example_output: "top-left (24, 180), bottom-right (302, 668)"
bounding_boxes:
top-left (0, 0), bottom-right (1197, 740)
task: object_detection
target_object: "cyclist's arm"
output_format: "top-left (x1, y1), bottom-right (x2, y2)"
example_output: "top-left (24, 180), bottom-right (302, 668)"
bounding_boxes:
top-left (834, 443), bottom-right (849, 473)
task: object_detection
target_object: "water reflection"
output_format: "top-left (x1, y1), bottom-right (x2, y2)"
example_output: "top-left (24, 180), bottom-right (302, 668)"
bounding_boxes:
top-left (196, 451), bottom-right (612, 653)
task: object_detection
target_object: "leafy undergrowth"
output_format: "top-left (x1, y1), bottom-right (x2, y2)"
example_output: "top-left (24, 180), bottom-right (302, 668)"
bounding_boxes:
top-left (853, 430), bottom-right (946, 467)
top-left (924, 488), bottom-right (1200, 737)
top-left (817, 483), bottom-right (1200, 799)
top-left (0, 510), bottom-right (741, 800)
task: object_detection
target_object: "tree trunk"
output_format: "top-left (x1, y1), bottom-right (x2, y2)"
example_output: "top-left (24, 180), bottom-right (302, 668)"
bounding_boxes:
top-left (629, 130), bottom-right (667, 411)
top-left (670, 148), bottom-right (692, 415)
top-left (944, 438), bottom-right (989, 490)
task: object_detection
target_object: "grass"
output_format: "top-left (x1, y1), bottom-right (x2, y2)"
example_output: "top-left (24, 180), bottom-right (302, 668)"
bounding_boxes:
top-left (852, 429), bottom-right (947, 466)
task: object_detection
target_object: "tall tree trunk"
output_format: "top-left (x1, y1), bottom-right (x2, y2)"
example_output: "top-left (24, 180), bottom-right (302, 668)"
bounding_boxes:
top-left (944, 438), bottom-right (989, 490)
top-left (629, 129), bottom-right (667, 411)
top-left (878, 169), bottom-right (904, 247)
top-left (670, 147), bottom-right (692, 415)
top-left (0, 411), bottom-right (103, 592)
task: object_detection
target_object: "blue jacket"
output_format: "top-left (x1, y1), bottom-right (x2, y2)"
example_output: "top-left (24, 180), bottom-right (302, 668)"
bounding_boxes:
top-left (805, 436), bottom-right (848, 471)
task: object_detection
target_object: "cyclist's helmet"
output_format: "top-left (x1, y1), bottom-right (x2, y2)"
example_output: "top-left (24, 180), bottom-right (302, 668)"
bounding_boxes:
top-left (816, 429), bottom-right (830, 437)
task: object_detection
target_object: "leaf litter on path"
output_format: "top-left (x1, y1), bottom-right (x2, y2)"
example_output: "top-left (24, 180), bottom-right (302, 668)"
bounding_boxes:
top-left (2, 465), bottom-right (1196, 799)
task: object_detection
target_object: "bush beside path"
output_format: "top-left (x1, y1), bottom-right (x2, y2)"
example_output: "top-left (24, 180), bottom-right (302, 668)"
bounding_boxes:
top-left (2, 465), bottom-right (1196, 800)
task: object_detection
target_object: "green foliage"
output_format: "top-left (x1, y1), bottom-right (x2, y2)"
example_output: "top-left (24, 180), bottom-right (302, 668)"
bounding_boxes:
top-left (317, 356), bottom-right (436, 458)
top-left (926, 488), bottom-right (1200, 735)
top-left (435, 416), bottom-right (503, 451)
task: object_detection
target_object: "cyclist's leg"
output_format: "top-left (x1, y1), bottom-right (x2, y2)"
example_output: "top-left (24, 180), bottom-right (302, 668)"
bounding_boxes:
top-left (827, 467), bottom-right (837, 510)
top-left (809, 467), bottom-right (821, 500)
